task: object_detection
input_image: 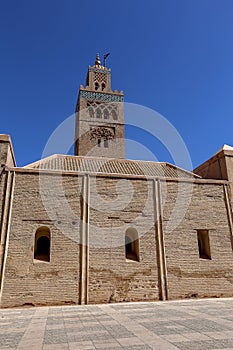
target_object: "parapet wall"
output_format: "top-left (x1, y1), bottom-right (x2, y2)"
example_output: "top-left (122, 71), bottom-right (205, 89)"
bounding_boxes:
top-left (0, 135), bottom-right (16, 168)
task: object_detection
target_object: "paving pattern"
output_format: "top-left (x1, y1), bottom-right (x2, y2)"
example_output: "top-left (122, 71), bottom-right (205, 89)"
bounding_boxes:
top-left (2, 298), bottom-right (233, 349)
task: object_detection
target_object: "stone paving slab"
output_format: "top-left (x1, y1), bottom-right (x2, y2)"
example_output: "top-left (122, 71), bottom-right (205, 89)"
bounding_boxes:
top-left (2, 298), bottom-right (233, 349)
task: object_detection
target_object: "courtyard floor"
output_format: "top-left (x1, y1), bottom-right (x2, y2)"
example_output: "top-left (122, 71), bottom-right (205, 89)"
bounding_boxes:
top-left (1, 298), bottom-right (233, 349)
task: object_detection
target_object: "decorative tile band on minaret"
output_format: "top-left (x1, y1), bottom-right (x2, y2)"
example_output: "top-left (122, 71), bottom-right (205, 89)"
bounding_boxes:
top-left (74, 54), bottom-right (125, 159)
top-left (79, 90), bottom-right (124, 102)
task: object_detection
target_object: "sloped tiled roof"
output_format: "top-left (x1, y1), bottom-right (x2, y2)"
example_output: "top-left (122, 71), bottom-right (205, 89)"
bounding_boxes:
top-left (24, 155), bottom-right (199, 179)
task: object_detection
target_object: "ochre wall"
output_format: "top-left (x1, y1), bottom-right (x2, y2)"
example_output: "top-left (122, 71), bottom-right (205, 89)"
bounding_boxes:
top-left (88, 177), bottom-right (159, 303)
top-left (0, 173), bottom-right (81, 308)
top-left (163, 182), bottom-right (233, 299)
top-left (0, 135), bottom-right (16, 168)
top-left (0, 170), bottom-right (233, 308)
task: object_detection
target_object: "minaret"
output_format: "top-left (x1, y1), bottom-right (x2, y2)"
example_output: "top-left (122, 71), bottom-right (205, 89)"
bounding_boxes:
top-left (74, 54), bottom-right (125, 159)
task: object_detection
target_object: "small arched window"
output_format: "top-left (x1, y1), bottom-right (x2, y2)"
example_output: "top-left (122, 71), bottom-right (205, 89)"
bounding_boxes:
top-left (95, 82), bottom-right (99, 91)
top-left (111, 110), bottom-right (117, 120)
top-left (102, 83), bottom-right (106, 91)
top-left (103, 109), bottom-right (109, 119)
top-left (89, 107), bottom-right (94, 118)
top-left (96, 108), bottom-right (102, 118)
top-left (125, 228), bottom-right (139, 262)
top-left (34, 226), bottom-right (51, 262)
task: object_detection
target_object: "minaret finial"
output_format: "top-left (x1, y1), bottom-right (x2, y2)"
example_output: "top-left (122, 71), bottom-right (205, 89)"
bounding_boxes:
top-left (95, 53), bottom-right (101, 67)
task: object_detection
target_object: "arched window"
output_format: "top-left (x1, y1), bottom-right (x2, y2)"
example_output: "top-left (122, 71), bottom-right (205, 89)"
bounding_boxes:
top-left (95, 82), bottom-right (99, 91)
top-left (125, 228), bottom-right (139, 261)
top-left (89, 107), bottom-right (94, 118)
top-left (102, 83), bottom-right (106, 91)
top-left (96, 108), bottom-right (102, 118)
top-left (103, 109), bottom-right (109, 119)
top-left (34, 226), bottom-right (51, 262)
top-left (111, 110), bottom-right (117, 120)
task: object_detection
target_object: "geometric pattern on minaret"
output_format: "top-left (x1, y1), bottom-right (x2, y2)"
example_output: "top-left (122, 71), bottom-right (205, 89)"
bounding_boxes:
top-left (74, 54), bottom-right (125, 159)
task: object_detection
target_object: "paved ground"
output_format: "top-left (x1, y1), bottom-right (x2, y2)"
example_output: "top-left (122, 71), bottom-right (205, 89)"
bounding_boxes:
top-left (2, 298), bottom-right (233, 349)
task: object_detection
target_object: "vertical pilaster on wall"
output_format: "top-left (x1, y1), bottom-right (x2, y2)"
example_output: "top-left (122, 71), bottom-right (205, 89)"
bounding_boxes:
top-left (223, 184), bottom-right (233, 251)
top-left (153, 179), bottom-right (168, 301)
top-left (86, 175), bottom-right (90, 304)
top-left (0, 170), bottom-right (15, 295)
top-left (80, 174), bottom-right (90, 305)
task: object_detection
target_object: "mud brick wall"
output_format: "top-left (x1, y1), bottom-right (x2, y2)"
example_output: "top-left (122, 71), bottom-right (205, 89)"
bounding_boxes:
top-left (1, 170), bottom-right (233, 308)
top-left (0, 172), bottom-right (81, 308)
top-left (88, 177), bottom-right (160, 303)
top-left (163, 181), bottom-right (233, 299)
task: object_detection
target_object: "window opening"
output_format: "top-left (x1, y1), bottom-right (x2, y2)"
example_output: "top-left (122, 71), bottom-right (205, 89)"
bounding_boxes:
top-left (197, 229), bottom-right (211, 260)
top-left (95, 82), bottom-right (99, 91)
top-left (34, 227), bottom-right (51, 262)
top-left (125, 228), bottom-right (139, 261)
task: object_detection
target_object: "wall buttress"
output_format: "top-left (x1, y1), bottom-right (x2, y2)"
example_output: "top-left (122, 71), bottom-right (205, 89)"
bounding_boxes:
top-left (80, 174), bottom-right (90, 304)
top-left (0, 170), bottom-right (15, 297)
top-left (153, 179), bottom-right (168, 301)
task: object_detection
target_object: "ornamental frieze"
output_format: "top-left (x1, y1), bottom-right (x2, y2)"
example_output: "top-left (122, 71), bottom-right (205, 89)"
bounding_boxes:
top-left (90, 127), bottom-right (115, 141)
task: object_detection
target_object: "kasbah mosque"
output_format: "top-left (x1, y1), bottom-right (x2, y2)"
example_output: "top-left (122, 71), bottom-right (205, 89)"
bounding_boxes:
top-left (1, 54), bottom-right (233, 308)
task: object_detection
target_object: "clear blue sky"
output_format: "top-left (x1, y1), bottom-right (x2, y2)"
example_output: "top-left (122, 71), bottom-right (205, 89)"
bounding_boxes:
top-left (1, 0), bottom-right (233, 168)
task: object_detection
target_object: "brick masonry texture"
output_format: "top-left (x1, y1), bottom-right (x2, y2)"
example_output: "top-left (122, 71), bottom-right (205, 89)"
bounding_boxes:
top-left (1, 173), bottom-right (81, 308)
top-left (0, 167), bottom-right (233, 308)
top-left (163, 182), bottom-right (233, 299)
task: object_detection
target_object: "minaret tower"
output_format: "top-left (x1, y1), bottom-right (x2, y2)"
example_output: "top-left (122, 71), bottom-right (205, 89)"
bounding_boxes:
top-left (74, 54), bottom-right (125, 158)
